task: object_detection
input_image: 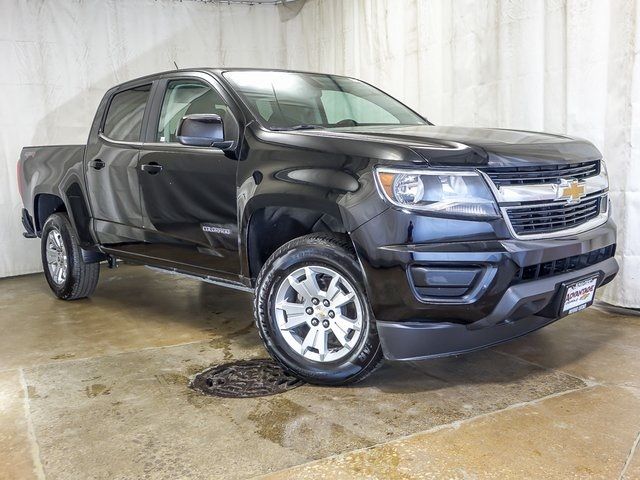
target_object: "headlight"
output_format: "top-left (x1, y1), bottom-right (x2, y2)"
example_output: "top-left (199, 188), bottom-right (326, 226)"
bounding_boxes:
top-left (375, 167), bottom-right (500, 218)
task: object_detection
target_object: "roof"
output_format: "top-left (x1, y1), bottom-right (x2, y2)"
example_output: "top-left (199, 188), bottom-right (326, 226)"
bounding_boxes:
top-left (111, 67), bottom-right (353, 90)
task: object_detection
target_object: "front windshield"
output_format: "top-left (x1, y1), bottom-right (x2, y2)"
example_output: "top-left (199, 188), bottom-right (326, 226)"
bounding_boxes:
top-left (223, 70), bottom-right (427, 130)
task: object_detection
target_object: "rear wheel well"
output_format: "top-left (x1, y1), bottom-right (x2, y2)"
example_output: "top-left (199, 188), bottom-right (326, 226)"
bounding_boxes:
top-left (34, 194), bottom-right (66, 235)
top-left (247, 206), bottom-right (348, 281)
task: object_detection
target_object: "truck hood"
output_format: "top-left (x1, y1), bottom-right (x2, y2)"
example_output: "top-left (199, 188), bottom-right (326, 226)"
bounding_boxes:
top-left (320, 125), bottom-right (602, 166)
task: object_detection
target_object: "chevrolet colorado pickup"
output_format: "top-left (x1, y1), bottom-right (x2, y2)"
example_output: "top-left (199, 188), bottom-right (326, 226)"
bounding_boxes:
top-left (18, 68), bottom-right (618, 385)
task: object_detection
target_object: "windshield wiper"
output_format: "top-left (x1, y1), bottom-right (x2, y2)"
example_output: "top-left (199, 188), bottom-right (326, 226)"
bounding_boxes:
top-left (272, 124), bottom-right (325, 131)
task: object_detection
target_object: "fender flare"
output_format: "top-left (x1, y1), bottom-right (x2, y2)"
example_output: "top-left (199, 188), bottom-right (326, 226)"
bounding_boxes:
top-left (240, 194), bottom-right (348, 280)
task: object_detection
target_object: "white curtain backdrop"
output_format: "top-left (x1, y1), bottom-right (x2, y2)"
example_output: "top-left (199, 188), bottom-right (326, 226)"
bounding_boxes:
top-left (1, 0), bottom-right (637, 307)
top-left (1, 0), bottom-right (285, 277)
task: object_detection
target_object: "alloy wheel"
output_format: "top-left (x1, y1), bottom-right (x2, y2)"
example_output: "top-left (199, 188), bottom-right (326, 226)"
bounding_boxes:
top-left (45, 228), bottom-right (68, 285)
top-left (273, 265), bottom-right (365, 362)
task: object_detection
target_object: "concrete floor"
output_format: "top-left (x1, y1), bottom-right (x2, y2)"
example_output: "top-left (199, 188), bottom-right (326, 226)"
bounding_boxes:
top-left (1, 265), bottom-right (639, 480)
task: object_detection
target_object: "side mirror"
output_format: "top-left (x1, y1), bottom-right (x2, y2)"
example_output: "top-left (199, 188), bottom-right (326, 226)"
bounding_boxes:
top-left (176, 114), bottom-right (233, 149)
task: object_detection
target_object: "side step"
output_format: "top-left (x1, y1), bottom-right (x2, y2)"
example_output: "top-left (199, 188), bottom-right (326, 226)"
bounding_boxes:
top-left (145, 266), bottom-right (254, 293)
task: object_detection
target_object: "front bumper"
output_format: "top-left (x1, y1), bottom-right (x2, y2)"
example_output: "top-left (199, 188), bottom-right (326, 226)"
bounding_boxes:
top-left (377, 256), bottom-right (618, 361)
top-left (350, 211), bottom-right (618, 361)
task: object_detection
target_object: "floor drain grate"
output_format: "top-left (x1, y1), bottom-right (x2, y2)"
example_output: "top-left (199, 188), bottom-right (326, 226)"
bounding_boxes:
top-left (190, 359), bottom-right (304, 398)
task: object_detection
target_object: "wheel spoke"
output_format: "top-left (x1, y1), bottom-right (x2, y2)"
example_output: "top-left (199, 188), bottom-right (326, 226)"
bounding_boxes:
top-left (53, 263), bottom-right (61, 283)
top-left (301, 267), bottom-right (321, 296)
top-left (276, 301), bottom-right (307, 316)
top-left (300, 328), bottom-right (318, 354)
top-left (330, 322), bottom-right (349, 347)
top-left (276, 300), bottom-right (309, 330)
top-left (325, 276), bottom-right (341, 301)
top-left (334, 314), bottom-right (360, 332)
top-left (332, 291), bottom-right (355, 308)
top-left (46, 248), bottom-right (57, 264)
top-left (59, 267), bottom-right (66, 283)
top-left (289, 269), bottom-right (319, 301)
top-left (314, 328), bottom-right (330, 360)
top-left (279, 314), bottom-right (308, 331)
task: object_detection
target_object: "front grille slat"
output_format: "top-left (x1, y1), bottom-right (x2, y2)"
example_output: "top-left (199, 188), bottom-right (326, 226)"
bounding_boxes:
top-left (508, 199), bottom-right (600, 218)
top-left (509, 208), bottom-right (600, 227)
top-left (509, 206), bottom-right (599, 223)
top-left (484, 160), bottom-right (600, 187)
top-left (513, 245), bottom-right (616, 284)
top-left (506, 196), bottom-right (602, 235)
top-left (492, 167), bottom-right (598, 183)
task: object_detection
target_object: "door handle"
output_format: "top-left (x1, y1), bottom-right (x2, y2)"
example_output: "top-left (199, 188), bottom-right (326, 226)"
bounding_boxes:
top-left (141, 162), bottom-right (163, 175)
top-left (90, 159), bottom-right (105, 170)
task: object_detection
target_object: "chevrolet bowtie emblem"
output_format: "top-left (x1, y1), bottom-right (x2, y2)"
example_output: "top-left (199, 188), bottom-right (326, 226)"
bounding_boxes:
top-left (557, 179), bottom-right (586, 203)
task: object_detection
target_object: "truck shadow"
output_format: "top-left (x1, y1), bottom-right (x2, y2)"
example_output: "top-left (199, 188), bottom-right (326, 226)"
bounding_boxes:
top-left (368, 319), bottom-right (620, 394)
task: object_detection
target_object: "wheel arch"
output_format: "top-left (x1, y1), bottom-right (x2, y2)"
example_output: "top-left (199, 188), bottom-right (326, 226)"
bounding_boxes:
top-left (242, 199), bottom-right (358, 284)
top-left (34, 193), bottom-right (66, 234)
top-left (34, 182), bottom-right (94, 247)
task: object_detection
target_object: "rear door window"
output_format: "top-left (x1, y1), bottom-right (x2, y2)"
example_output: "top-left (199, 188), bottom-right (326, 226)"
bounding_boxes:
top-left (103, 84), bottom-right (152, 142)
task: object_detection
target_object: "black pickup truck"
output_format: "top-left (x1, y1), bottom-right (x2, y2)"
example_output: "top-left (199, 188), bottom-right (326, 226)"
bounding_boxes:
top-left (18, 68), bottom-right (618, 385)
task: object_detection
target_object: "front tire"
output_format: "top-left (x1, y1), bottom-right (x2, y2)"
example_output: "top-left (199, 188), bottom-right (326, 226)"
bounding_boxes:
top-left (41, 213), bottom-right (100, 300)
top-left (254, 233), bottom-right (383, 385)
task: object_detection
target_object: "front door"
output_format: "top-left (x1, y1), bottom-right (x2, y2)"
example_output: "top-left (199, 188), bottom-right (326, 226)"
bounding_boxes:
top-left (85, 83), bottom-right (152, 247)
top-left (135, 77), bottom-right (241, 277)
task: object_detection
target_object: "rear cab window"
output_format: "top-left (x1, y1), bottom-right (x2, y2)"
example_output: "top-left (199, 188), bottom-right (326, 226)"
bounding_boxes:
top-left (103, 84), bottom-right (152, 142)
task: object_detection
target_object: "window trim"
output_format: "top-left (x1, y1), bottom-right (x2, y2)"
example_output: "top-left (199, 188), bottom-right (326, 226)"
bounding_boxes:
top-left (99, 81), bottom-right (155, 145)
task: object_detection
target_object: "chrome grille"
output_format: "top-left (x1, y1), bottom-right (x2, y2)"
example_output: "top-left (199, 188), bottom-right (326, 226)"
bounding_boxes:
top-left (505, 195), bottom-right (603, 236)
top-left (484, 160), bottom-right (600, 187)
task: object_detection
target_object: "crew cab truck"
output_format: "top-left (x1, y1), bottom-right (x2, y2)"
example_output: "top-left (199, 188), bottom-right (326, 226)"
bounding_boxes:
top-left (18, 68), bottom-right (619, 385)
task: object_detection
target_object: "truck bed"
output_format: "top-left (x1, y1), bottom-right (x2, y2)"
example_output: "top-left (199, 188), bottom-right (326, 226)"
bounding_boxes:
top-left (18, 144), bottom-right (86, 230)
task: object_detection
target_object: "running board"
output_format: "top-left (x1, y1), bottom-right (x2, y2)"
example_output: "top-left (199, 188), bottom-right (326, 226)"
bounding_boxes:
top-left (145, 266), bottom-right (254, 293)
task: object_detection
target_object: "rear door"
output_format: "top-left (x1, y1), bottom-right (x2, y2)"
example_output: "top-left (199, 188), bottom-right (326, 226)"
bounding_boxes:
top-left (135, 73), bottom-right (242, 277)
top-left (85, 82), bottom-right (153, 247)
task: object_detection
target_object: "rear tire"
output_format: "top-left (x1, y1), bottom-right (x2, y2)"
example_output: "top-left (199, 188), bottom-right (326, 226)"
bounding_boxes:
top-left (41, 213), bottom-right (100, 300)
top-left (254, 233), bottom-right (383, 386)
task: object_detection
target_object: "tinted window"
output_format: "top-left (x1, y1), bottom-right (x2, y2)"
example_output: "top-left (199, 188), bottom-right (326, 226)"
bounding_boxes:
top-left (103, 84), bottom-right (151, 142)
top-left (157, 80), bottom-right (231, 143)
top-left (321, 91), bottom-right (399, 124)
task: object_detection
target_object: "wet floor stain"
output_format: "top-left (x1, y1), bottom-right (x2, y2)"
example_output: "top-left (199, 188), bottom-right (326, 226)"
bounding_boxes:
top-left (207, 320), bottom-right (257, 360)
top-left (208, 336), bottom-right (234, 360)
top-left (248, 396), bottom-right (371, 459)
top-left (249, 397), bottom-right (308, 445)
top-left (27, 385), bottom-right (40, 399)
top-left (155, 373), bottom-right (189, 386)
top-left (85, 384), bottom-right (111, 398)
top-left (346, 443), bottom-right (415, 480)
top-left (51, 352), bottom-right (75, 360)
top-left (284, 442), bottom-right (418, 480)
